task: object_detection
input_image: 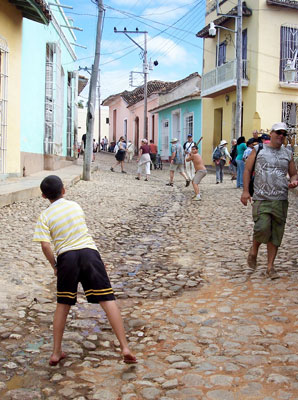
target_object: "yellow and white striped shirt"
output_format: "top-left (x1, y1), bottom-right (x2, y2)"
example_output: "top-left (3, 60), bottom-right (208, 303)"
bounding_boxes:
top-left (33, 198), bottom-right (97, 255)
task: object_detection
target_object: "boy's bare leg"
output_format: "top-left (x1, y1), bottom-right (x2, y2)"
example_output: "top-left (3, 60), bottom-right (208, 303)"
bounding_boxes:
top-left (100, 300), bottom-right (137, 363)
top-left (50, 303), bottom-right (71, 363)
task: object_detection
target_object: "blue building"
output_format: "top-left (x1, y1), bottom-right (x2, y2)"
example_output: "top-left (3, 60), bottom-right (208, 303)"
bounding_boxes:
top-left (20, 0), bottom-right (79, 175)
top-left (150, 73), bottom-right (202, 160)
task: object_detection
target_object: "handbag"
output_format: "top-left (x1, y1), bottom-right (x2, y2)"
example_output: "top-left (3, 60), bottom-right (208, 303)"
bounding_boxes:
top-left (249, 144), bottom-right (263, 196)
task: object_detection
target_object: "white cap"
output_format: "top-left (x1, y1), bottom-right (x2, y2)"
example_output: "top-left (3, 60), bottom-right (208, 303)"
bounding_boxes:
top-left (170, 138), bottom-right (178, 143)
top-left (271, 122), bottom-right (288, 133)
top-left (220, 140), bottom-right (228, 146)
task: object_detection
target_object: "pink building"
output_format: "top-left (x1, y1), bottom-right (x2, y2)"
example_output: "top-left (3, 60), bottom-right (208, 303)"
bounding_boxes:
top-left (102, 81), bottom-right (177, 152)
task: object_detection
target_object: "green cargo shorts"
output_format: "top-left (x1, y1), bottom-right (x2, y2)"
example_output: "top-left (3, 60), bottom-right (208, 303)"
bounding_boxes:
top-left (252, 200), bottom-right (288, 247)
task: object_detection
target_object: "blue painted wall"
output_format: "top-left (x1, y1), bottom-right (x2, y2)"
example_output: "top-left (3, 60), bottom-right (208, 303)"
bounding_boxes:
top-left (20, 7), bottom-right (76, 156)
top-left (157, 99), bottom-right (202, 157)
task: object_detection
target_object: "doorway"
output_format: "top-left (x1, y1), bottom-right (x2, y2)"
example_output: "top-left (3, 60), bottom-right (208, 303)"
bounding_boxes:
top-left (172, 110), bottom-right (181, 143)
top-left (213, 108), bottom-right (223, 148)
top-left (113, 109), bottom-right (117, 142)
top-left (135, 117), bottom-right (139, 154)
top-left (161, 119), bottom-right (169, 160)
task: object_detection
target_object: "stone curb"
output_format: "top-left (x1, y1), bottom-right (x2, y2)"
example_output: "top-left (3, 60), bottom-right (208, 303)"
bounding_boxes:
top-left (0, 164), bottom-right (99, 208)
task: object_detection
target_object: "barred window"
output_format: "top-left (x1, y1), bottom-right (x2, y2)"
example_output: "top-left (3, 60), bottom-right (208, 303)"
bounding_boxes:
top-left (184, 113), bottom-right (194, 142)
top-left (280, 25), bottom-right (298, 82)
top-left (282, 101), bottom-right (298, 131)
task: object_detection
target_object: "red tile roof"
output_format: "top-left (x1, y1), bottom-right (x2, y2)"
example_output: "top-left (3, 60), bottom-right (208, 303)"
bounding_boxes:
top-left (102, 73), bottom-right (200, 107)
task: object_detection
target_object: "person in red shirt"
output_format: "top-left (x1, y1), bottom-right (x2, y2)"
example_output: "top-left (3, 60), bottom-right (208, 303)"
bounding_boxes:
top-left (149, 140), bottom-right (158, 170)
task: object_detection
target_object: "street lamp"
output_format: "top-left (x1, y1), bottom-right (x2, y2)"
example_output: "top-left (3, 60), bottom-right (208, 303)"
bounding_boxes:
top-left (284, 49), bottom-right (297, 83)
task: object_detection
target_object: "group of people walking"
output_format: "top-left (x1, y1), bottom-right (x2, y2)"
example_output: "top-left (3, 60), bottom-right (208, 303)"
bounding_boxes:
top-left (212, 130), bottom-right (273, 188)
top-left (110, 137), bottom-right (159, 179)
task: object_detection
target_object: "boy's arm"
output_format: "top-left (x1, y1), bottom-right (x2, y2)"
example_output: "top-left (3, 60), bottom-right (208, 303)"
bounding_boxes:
top-left (185, 154), bottom-right (192, 162)
top-left (40, 241), bottom-right (57, 275)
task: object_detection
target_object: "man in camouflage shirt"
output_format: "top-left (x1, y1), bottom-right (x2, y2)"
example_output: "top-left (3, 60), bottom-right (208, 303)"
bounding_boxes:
top-left (241, 122), bottom-right (298, 279)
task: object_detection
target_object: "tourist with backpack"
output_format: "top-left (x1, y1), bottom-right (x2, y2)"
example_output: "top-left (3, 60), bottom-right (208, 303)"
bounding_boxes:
top-left (212, 140), bottom-right (231, 184)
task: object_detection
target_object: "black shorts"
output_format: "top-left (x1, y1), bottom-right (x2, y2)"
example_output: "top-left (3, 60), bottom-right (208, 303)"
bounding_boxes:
top-left (56, 249), bottom-right (115, 305)
top-left (115, 150), bottom-right (126, 161)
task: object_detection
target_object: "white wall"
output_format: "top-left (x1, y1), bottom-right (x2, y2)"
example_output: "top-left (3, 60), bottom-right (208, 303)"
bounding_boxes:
top-left (77, 106), bottom-right (109, 143)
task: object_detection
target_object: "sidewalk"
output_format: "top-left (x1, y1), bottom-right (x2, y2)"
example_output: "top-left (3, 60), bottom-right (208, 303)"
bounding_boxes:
top-left (0, 160), bottom-right (98, 208)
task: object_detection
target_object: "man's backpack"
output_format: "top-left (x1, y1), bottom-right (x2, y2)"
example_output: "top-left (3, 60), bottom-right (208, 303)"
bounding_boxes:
top-left (212, 146), bottom-right (222, 161)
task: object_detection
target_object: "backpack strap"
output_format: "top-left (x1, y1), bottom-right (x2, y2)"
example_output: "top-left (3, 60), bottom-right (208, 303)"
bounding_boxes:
top-left (251, 143), bottom-right (263, 174)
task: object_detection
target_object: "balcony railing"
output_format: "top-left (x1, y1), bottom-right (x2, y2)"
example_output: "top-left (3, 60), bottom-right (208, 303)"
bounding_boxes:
top-left (201, 59), bottom-right (249, 98)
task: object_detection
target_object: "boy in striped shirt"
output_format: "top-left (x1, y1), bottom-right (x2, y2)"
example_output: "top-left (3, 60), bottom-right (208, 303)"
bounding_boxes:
top-left (34, 175), bottom-right (136, 366)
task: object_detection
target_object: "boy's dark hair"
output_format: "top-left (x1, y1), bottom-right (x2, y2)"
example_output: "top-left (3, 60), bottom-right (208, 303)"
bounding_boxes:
top-left (40, 175), bottom-right (63, 200)
top-left (192, 145), bottom-right (198, 150)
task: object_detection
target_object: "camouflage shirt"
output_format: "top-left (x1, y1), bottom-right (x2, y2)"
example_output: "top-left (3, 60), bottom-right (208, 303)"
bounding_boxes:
top-left (253, 144), bottom-right (292, 201)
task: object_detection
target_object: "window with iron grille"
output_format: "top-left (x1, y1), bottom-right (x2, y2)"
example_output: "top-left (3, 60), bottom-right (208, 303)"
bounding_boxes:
top-left (282, 101), bottom-right (298, 131)
top-left (44, 43), bottom-right (55, 155)
top-left (280, 25), bottom-right (298, 82)
top-left (0, 35), bottom-right (8, 174)
top-left (67, 72), bottom-right (75, 157)
top-left (184, 113), bottom-right (194, 142)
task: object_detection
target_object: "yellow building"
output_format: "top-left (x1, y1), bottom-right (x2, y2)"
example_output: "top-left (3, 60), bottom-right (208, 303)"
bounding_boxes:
top-left (0, 0), bottom-right (50, 177)
top-left (197, 0), bottom-right (298, 164)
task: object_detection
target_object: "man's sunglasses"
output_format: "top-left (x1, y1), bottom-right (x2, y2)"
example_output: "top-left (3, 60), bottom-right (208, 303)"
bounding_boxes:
top-left (274, 131), bottom-right (287, 137)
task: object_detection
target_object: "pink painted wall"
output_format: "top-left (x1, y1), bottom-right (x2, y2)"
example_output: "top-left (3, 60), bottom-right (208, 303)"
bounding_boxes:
top-left (107, 97), bottom-right (130, 143)
top-left (107, 94), bottom-right (159, 151)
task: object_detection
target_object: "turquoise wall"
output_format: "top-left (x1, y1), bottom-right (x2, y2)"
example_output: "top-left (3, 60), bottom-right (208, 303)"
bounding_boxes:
top-left (157, 99), bottom-right (202, 157)
top-left (20, 7), bottom-right (76, 156)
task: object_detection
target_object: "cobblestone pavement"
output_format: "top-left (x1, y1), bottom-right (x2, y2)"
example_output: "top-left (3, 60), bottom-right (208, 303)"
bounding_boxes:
top-left (0, 152), bottom-right (297, 400)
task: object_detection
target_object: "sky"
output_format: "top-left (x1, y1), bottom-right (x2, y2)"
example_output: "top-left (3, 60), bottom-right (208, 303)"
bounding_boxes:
top-left (54, 0), bottom-right (205, 104)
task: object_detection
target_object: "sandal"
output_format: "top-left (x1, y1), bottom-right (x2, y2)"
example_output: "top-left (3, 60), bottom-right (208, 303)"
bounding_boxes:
top-left (265, 268), bottom-right (279, 280)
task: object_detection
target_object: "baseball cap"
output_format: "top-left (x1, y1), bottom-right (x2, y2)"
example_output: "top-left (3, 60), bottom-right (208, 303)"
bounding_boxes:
top-left (187, 134), bottom-right (193, 137)
top-left (170, 138), bottom-right (178, 143)
top-left (247, 138), bottom-right (256, 146)
top-left (261, 134), bottom-right (271, 141)
top-left (220, 140), bottom-right (228, 146)
top-left (271, 122), bottom-right (288, 133)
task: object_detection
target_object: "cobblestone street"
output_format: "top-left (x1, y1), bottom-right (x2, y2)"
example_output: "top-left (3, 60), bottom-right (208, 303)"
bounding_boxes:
top-left (0, 152), bottom-right (297, 400)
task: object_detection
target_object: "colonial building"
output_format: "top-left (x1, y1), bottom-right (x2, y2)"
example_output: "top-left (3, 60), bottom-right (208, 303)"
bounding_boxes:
top-left (0, 0), bottom-right (51, 178)
top-left (102, 81), bottom-right (177, 152)
top-left (197, 0), bottom-right (298, 164)
top-left (150, 73), bottom-right (202, 160)
top-left (20, 0), bottom-right (79, 174)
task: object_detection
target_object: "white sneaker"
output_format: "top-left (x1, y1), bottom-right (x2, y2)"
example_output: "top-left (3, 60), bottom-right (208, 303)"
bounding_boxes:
top-left (193, 195), bottom-right (201, 201)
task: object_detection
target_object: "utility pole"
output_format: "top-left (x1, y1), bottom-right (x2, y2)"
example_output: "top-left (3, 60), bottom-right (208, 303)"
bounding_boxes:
top-left (114, 28), bottom-right (149, 139)
top-left (97, 77), bottom-right (101, 150)
top-left (143, 32), bottom-right (148, 139)
top-left (83, 0), bottom-right (104, 181)
top-left (235, 0), bottom-right (242, 139)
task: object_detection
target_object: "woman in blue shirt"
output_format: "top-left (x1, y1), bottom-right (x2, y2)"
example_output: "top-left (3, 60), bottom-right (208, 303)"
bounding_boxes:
top-left (236, 136), bottom-right (247, 188)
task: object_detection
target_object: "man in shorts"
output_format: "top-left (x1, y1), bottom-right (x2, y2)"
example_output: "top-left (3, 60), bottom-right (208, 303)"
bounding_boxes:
top-left (166, 138), bottom-right (190, 187)
top-left (241, 122), bottom-right (298, 278)
top-left (33, 175), bottom-right (136, 366)
top-left (186, 145), bottom-right (207, 201)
